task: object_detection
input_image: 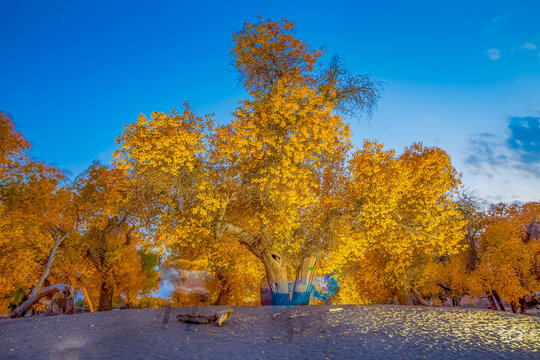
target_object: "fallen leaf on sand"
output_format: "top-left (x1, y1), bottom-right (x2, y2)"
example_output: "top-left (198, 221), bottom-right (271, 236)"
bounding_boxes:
top-left (329, 308), bottom-right (343, 313)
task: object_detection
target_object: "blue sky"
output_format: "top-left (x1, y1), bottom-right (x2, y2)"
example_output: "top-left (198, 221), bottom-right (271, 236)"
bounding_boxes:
top-left (1, 0), bottom-right (539, 204)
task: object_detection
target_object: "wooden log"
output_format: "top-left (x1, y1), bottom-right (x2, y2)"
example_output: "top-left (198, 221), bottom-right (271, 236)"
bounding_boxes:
top-left (11, 284), bottom-right (74, 318)
top-left (176, 308), bottom-right (233, 327)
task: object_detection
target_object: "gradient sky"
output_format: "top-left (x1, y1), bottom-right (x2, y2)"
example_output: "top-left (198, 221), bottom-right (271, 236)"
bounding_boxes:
top-left (1, 0), bottom-right (539, 205)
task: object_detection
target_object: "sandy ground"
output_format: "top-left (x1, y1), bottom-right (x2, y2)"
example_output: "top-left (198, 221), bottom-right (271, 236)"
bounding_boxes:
top-left (1, 305), bottom-right (539, 359)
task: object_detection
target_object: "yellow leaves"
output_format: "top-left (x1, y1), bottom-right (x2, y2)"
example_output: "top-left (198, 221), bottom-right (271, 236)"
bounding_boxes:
top-left (328, 140), bottom-right (466, 302)
top-left (232, 18), bottom-right (322, 95)
top-left (115, 103), bottom-right (212, 178)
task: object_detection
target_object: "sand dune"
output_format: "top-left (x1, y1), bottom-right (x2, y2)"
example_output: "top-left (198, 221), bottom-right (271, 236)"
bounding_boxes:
top-left (1, 305), bottom-right (539, 359)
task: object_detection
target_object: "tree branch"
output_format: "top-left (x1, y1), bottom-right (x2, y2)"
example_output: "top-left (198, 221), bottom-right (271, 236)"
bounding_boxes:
top-left (30, 228), bottom-right (68, 297)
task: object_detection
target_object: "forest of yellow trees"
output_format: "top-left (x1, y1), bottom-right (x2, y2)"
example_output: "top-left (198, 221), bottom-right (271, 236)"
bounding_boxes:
top-left (1, 19), bottom-right (538, 316)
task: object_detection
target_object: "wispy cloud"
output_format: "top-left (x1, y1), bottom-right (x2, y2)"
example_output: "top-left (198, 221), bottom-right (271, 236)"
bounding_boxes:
top-left (523, 42), bottom-right (537, 50)
top-left (465, 115), bottom-right (540, 178)
top-left (506, 116), bottom-right (540, 164)
top-left (487, 48), bottom-right (501, 60)
top-left (484, 12), bottom-right (512, 34)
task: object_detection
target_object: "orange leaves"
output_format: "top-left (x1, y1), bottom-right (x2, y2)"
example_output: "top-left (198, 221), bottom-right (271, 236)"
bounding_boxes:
top-left (0, 112), bottom-right (30, 170)
top-left (470, 202), bottom-right (540, 303)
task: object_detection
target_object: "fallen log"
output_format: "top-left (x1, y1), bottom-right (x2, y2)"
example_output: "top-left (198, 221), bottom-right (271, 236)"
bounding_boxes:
top-left (176, 308), bottom-right (234, 327)
top-left (11, 284), bottom-right (74, 318)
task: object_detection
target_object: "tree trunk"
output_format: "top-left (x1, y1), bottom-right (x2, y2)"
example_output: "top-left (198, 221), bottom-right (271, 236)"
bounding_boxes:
top-left (216, 220), bottom-right (289, 305)
top-left (519, 297), bottom-right (527, 314)
top-left (396, 288), bottom-right (413, 305)
top-left (492, 290), bottom-right (505, 311)
top-left (216, 278), bottom-right (233, 306)
top-left (260, 250), bottom-right (289, 305)
top-left (291, 256), bottom-right (318, 305)
top-left (412, 287), bottom-right (430, 306)
top-left (82, 286), bottom-right (95, 312)
top-left (453, 293), bottom-right (461, 307)
top-left (11, 284), bottom-right (73, 318)
top-left (487, 295), bottom-right (498, 310)
top-left (98, 281), bottom-right (114, 311)
top-left (260, 281), bottom-right (272, 306)
top-left (30, 230), bottom-right (66, 297)
top-left (510, 301), bottom-right (519, 313)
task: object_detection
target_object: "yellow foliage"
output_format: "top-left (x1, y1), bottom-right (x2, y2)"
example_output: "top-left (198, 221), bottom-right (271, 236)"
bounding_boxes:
top-left (470, 202), bottom-right (540, 303)
top-left (114, 18), bottom-right (465, 304)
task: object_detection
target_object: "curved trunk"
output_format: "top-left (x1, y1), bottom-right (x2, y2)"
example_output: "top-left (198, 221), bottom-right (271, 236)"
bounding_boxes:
top-left (82, 286), bottom-right (95, 312)
top-left (216, 220), bottom-right (289, 305)
top-left (31, 230), bottom-right (66, 297)
top-left (11, 284), bottom-right (73, 318)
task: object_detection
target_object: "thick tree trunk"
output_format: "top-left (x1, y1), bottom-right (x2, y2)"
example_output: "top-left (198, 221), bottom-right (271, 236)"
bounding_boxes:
top-left (396, 288), bottom-right (413, 305)
top-left (82, 286), bottom-right (95, 312)
top-left (260, 250), bottom-right (289, 305)
top-left (216, 220), bottom-right (289, 305)
top-left (291, 256), bottom-right (318, 305)
top-left (487, 295), bottom-right (498, 310)
top-left (492, 290), bottom-right (505, 311)
top-left (98, 281), bottom-right (114, 311)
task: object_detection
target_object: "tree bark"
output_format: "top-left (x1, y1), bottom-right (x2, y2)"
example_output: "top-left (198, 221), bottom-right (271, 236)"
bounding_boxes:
top-left (11, 284), bottom-right (73, 318)
top-left (216, 278), bottom-right (233, 306)
top-left (519, 297), bottom-right (527, 314)
top-left (396, 288), bottom-right (413, 305)
top-left (260, 250), bottom-right (289, 305)
top-left (412, 287), bottom-right (430, 306)
top-left (82, 286), bottom-right (95, 312)
top-left (30, 229), bottom-right (66, 298)
top-left (510, 301), bottom-right (519, 313)
top-left (98, 281), bottom-right (114, 311)
top-left (487, 295), bottom-right (498, 310)
top-left (492, 290), bottom-right (505, 311)
top-left (291, 256), bottom-right (318, 305)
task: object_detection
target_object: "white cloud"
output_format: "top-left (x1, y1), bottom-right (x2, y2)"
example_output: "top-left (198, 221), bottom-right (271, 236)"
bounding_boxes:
top-left (487, 48), bottom-right (501, 60)
top-left (524, 42), bottom-right (538, 50)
